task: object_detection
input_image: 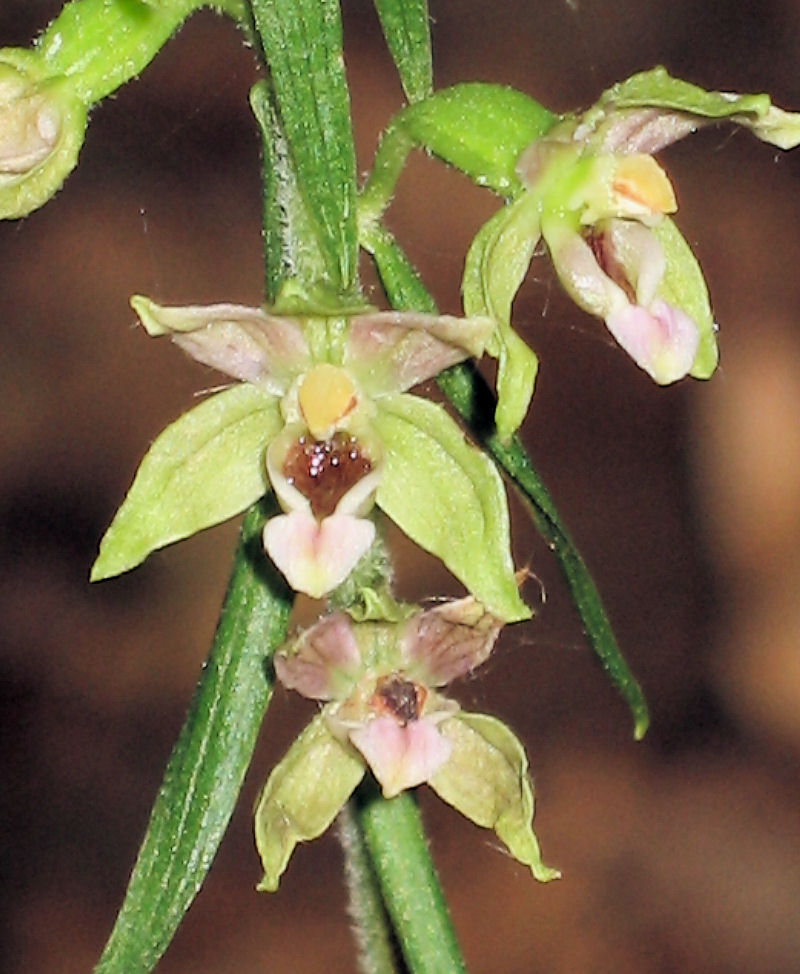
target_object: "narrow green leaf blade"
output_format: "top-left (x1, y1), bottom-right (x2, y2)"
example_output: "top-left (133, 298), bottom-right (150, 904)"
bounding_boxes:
top-left (367, 230), bottom-right (649, 737)
top-left (373, 392), bottom-right (530, 623)
top-left (438, 363), bottom-right (651, 740)
top-left (250, 0), bottom-right (358, 290)
top-left (372, 0), bottom-right (432, 104)
top-left (95, 497), bottom-right (293, 974)
top-left (91, 385), bottom-right (282, 581)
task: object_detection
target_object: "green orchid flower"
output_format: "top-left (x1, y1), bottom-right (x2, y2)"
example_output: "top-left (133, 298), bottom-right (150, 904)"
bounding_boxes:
top-left (255, 595), bottom-right (559, 890)
top-left (91, 296), bottom-right (530, 621)
top-left (456, 68), bottom-right (800, 438)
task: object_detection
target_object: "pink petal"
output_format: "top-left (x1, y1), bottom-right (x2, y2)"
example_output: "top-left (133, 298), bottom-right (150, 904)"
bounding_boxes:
top-left (606, 298), bottom-right (700, 384)
top-left (348, 716), bottom-right (453, 798)
top-left (344, 312), bottom-right (492, 396)
top-left (402, 596), bottom-right (503, 686)
top-left (263, 509), bottom-right (375, 599)
top-left (275, 614), bottom-right (362, 700)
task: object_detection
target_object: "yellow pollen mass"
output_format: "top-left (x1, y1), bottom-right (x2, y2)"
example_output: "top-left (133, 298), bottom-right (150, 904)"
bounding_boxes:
top-left (298, 363), bottom-right (358, 439)
top-left (612, 155), bottom-right (677, 214)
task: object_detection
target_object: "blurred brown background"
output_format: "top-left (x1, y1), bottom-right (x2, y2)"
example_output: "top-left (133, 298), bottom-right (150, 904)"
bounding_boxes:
top-left (2, 1), bottom-right (800, 971)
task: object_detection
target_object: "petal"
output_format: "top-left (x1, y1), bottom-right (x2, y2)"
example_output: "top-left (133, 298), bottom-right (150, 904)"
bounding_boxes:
top-left (263, 509), bottom-right (375, 599)
top-left (266, 423), bottom-right (384, 519)
top-left (602, 218), bottom-right (666, 307)
top-left (402, 596), bottom-right (503, 686)
top-left (348, 715), bottom-right (452, 798)
top-left (344, 311), bottom-right (493, 396)
top-left (606, 298), bottom-right (700, 384)
top-left (254, 713), bottom-right (365, 891)
top-left (275, 613), bottom-right (362, 700)
top-left (130, 296), bottom-right (310, 395)
top-left (542, 214), bottom-right (626, 320)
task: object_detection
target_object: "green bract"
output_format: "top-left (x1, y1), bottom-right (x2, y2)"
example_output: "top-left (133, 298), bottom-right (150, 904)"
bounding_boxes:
top-left (256, 600), bottom-right (558, 890)
top-left (92, 296), bottom-right (530, 621)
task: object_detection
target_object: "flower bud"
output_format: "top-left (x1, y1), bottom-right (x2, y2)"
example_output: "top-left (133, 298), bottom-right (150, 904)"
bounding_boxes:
top-left (0, 53), bottom-right (87, 219)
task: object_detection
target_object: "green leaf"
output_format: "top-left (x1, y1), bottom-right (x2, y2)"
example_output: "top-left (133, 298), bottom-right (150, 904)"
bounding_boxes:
top-left (373, 392), bottom-right (530, 623)
top-left (438, 364), bottom-right (651, 740)
top-left (400, 83), bottom-right (557, 194)
top-left (255, 712), bottom-right (365, 891)
top-left (95, 498), bottom-right (293, 974)
top-left (250, 0), bottom-right (358, 291)
top-left (430, 712), bottom-right (559, 882)
top-left (91, 384), bottom-right (282, 581)
top-left (652, 217), bottom-right (718, 379)
top-left (372, 0), bottom-right (432, 104)
top-left (462, 194), bottom-right (542, 439)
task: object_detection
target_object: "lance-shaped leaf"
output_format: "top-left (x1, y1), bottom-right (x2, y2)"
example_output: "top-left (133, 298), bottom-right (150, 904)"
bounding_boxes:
top-left (429, 712), bottom-right (559, 882)
top-left (250, 0), bottom-right (358, 291)
top-left (255, 712), bottom-right (365, 892)
top-left (372, 392), bottom-right (529, 623)
top-left (95, 498), bottom-right (292, 974)
top-left (373, 0), bottom-right (432, 104)
top-left (463, 193), bottom-right (542, 440)
top-left (91, 384), bottom-right (281, 581)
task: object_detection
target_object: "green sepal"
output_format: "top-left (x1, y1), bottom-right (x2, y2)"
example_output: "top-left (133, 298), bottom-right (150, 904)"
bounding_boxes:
top-left (255, 712), bottom-right (366, 892)
top-left (250, 0), bottom-right (359, 291)
top-left (652, 217), bottom-right (718, 379)
top-left (399, 83), bottom-right (557, 194)
top-left (373, 392), bottom-right (530, 623)
top-left (94, 498), bottom-right (292, 974)
top-left (429, 712), bottom-right (559, 882)
top-left (91, 385), bottom-right (282, 581)
top-left (373, 0), bottom-right (432, 104)
top-left (463, 193), bottom-right (543, 440)
top-left (597, 66), bottom-right (800, 149)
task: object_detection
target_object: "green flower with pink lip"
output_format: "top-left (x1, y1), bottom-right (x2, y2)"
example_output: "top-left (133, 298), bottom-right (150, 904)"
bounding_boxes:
top-left (255, 595), bottom-right (559, 891)
top-left (91, 296), bottom-right (530, 621)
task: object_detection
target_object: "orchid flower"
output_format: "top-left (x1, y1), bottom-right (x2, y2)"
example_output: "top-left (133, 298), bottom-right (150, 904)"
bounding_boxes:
top-left (255, 596), bottom-right (559, 890)
top-left (459, 67), bottom-right (800, 438)
top-left (91, 297), bottom-right (529, 621)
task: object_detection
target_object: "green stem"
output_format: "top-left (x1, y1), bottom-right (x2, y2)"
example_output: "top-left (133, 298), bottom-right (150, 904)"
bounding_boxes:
top-left (338, 802), bottom-right (403, 974)
top-left (363, 222), bottom-right (649, 738)
top-left (355, 779), bottom-right (467, 974)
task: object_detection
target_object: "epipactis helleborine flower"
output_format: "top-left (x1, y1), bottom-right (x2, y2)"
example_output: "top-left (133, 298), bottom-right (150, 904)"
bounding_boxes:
top-left (254, 596), bottom-right (559, 890)
top-left (91, 297), bottom-right (529, 622)
top-left (463, 67), bottom-right (800, 438)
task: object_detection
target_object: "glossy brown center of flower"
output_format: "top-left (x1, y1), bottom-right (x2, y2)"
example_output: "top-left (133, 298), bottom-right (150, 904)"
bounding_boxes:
top-left (282, 433), bottom-right (372, 519)
top-left (372, 674), bottom-right (426, 725)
